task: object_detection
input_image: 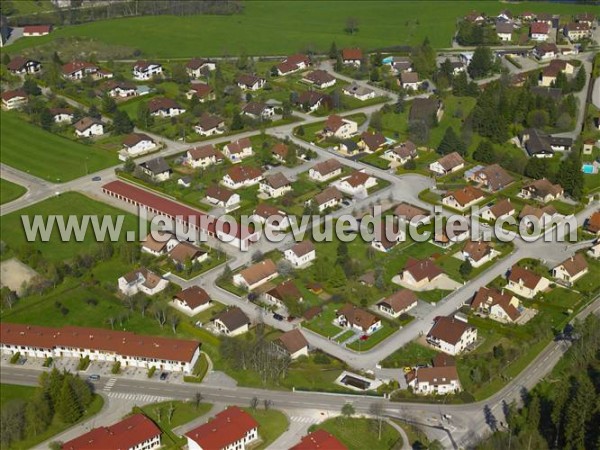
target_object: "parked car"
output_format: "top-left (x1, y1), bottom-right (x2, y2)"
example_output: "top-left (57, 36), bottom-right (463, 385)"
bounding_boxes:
top-left (92, 176), bottom-right (101, 181)
top-left (273, 313), bottom-right (284, 321)
top-left (360, 335), bottom-right (369, 341)
top-left (160, 372), bottom-right (168, 380)
top-left (87, 374), bottom-right (100, 381)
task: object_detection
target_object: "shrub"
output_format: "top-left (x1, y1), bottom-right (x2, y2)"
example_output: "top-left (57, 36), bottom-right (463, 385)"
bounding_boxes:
top-left (9, 352), bottom-right (21, 364)
top-left (111, 361), bottom-right (121, 374)
top-left (147, 366), bottom-right (156, 378)
top-left (43, 357), bottom-right (53, 367)
top-left (77, 356), bottom-right (90, 371)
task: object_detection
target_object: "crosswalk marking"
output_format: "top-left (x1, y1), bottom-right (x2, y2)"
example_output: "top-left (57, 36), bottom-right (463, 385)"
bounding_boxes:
top-left (102, 378), bottom-right (117, 392)
top-left (106, 392), bottom-right (169, 403)
top-left (290, 416), bottom-right (319, 424)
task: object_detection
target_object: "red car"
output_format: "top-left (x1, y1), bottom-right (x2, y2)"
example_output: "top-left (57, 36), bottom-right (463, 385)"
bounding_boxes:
top-left (360, 335), bottom-right (369, 341)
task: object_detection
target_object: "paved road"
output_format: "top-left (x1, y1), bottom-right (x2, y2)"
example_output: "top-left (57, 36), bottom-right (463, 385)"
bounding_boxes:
top-left (592, 76), bottom-right (600, 110)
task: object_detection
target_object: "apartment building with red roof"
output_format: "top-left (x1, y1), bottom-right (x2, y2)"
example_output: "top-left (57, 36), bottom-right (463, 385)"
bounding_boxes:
top-left (186, 406), bottom-right (259, 450)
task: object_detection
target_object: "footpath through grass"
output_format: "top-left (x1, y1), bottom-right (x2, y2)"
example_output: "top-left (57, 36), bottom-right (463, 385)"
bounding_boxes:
top-left (0, 112), bottom-right (118, 182)
top-left (0, 179), bottom-right (27, 205)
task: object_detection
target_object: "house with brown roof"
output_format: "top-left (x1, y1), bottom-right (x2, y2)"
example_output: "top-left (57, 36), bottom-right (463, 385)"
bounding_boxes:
top-left (271, 143), bottom-right (289, 163)
top-left (122, 133), bottom-right (156, 158)
top-left (394, 202), bottom-right (432, 224)
top-left (1, 89), bottom-right (27, 110)
top-left (335, 169), bottom-right (377, 196)
top-left (290, 430), bottom-right (348, 450)
top-left (274, 329), bottom-right (309, 359)
top-left (520, 178), bottom-right (564, 202)
top-left (223, 137), bottom-right (253, 163)
top-left (359, 131), bottom-right (387, 153)
top-left (540, 59), bottom-right (575, 86)
top-left (469, 164), bottom-right (514, 192)
top-left (141, 231), bottom-right (178, 256)
top-left (276, 54), bottom-right (310, 76)
top-left (427, 315), bottom-right (477, 355)
top-left (309, 158), bottom-right (343, 182)
top-left (62, 60), bottom-right (101, 80)
top-left (185, 406), bottom-right (258, 450)
top-left (302, 70), bottom-right (336, 89)
top-left (410, 97), bottom-right (444, 124)
top-left (564, 22), bottom-right (592, 41)
top-left (103, 80), bottom-right (137, 98)
top-left (251, 203), bottom-right (290, 230)
top-left (342, 82), bottom-right (376, 101)
top-left (242, 101), bottom-right (275, 120)
top-left (148, 97), bottom-right (185, 117)
top-left (377, 289), bottom-right (418, 318)
top-left (236, 74), bottom-right (265, 91)
top-left (341, 48), bottom-right (363, 66)
top-left (588, 239), bottom-right (600, 259)
top-left (118, 267), bottom-right (168, 296)
top-left (296, 91), bottom-right (330, 113)
top-left (49, 107), bottom-right (74, 124)
top-left (186, 144), bottom-right (223, 168)
top-left (406, 363), bottom-right (461, 395)
top-left (383, 141), bottom-right (417, 166)
top-left (186, 82), bottom-right (215, 102)
top-left (335, 304), bottom-right (382, 335)
top-left (213, 308), bottom-right (251, 336)
top-left (586, 211), bottom-right (600, 235)
top-left (552, 253), bottom-right (589, 286)
top-left (309, 186), bottom-right (343, 212)
top-left (186, 58), bottom-right (216, 78)
top-left (206, 185), bottom-right (240, 210)
top-left (429, 152), bottom-right (465, 176)
top-left (259, 172), bottom-right (292, 198)
top-left (533, 42), bottom-right (559, 60)
top-left (496, 21), bottom-right (514, 41)
top-left (519, 204), bottom-right (561, 229)
top-left (132, 60), bottom-right (162, 80)
top-left (169, 241), bottom-right (208, 268)
top-left (171, 286), bottom-right (212, 316)
top-left (471, 286), bottom-right (521, 323)
top-left (371, 220), bottom-right (405, 253)
top-left (530, 22), bottom-right (550, 41)
top-left (442, 186), bottom-right (486, 211)
top-left (73, 117), bottom-right (104, 137)
top-left (193, 113), bottom-right (225, 137)
top-left (400, 71), bottom-right (420, 90)
top-left (322, 114), bottom-right (358, 139)
top-left (400, 258), bottom-right (444, 289)
top-left (462, 241), bottom-right (498, 268)
top-left (139, 157), bottom-right (172, 182)
top-left (222, 165), bottom-right (263, 189)
top-left (481, 198), bottom-right (515, 221)
top-left (264, 280), bottom-right (303, 308)
top-left (505, 265), bottom-right (550, 299)
top-left (7, 56), bottom-right (41, 75)
top-left (284, 240), bottom-right (316, 267)
top-left (464, 10), bottom-right (485, 23)
top-left (233, 259), bottom-right (278, 290)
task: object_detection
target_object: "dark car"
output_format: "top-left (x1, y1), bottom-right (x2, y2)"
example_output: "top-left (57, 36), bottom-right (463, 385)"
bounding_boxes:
top-left (159, 372), bottom-right (168, 380)
top-left (87, 374), bottom-right (100, 382)
top-left (92, 176), bottom-right (101, 181)
top-left (273, 313), bottom-right (284, 321)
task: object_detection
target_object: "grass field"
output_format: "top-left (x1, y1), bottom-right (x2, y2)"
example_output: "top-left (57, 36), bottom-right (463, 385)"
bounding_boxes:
top-left (242, 408), bottom-right (289, 450)
top-left (6, 2), bottom-right (592, 57)
top-left (0, 178), bottom-right (27, 205)
top-left (0, 384), bottom-right (37, 406)
top-left (312, 417), bottom-right (402, 450)
top-left (0, 112), bottom-right (118, 182)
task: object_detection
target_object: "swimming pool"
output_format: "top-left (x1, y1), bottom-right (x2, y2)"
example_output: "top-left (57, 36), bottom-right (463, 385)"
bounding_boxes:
top-left (382, 56), bottom-right (393, 64)
top-left (582, 163), bottom-right (597, 174)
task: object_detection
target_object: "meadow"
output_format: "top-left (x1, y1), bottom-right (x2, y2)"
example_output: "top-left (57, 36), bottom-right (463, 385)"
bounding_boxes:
top-left (0, 178), bottom-right (26, 205)
top-left (0, 112), bottom-right (118, 182)
top-left (5, 1), bottom-right (595, 57)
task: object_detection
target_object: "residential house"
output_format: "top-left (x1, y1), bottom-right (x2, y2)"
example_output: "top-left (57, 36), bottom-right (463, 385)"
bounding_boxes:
top-left (371, 220), bottom-right (405, 252)
top-left (433, 226), bottom-right (469, 248)
top-left (118, 267), bottom-right (168, 296)
top-left (122, 133), bottom-right (156, 157)
top-left (497, 9), bottom-right (513, 22)
top-left (186, 58), bottom-right (216, 78)
top-left (194, 114), bottom-right (225, 136)
top-left (104, 80), bottom-right (137, 98)
top-left (61, 414), bottom-right (161, 450)
top-left (273, 329), bottom-right (309, 360)
top-left (259, 172), bottom-right (292, 198)
top-left (442, 186), bottom-right (486, 211)
top-left (342, 83), bottom-right (376, 101)
top-left (309, 158), bottom-right (343, 182)
top-left (187, 144), bottom-right (223, 168)
top-left (233, 259), bottom-right (278, 290)
top-left (519, 204), bottom-right (561, 229)
top-left (429, 152), bottom-right (465, 176)
top-left (276, 54), bottom-right (310, 76)
top-left (552, 254), bottom-right (589, 286)
top-left (322, 114), bottom-right (358, 139)
top-left (148, 98), bottom-right (185, 117)
top-left (520, 128), bottom-right (572, 158)
top-left (169, 241), bottom-right (208, 268)
top-left (62, 61), bottom-right (101, 80)
top-left (214, 308), bottom-right (251, 337)
top-left (394, 202), bottom-right (432, 224)
top-left (296, 91), bottom-right (330, 113)
top-left (284, 240), bottom-right (316, 267)
top-left (383, 141), bottom-right (417, 165)
top-left (336, 170), bottom-right (377, 196)
top-left (73, 117), bottom-right (103, 137)
top-left (252, 204), bottom-right (290, 230)
top-left (387, 56), bottom-right (413, 74)
top-left (400, 257), bottom-right (444, 289)
top-left (496, 22), bottom-right (514, 41)
top-left (7, 56), bottom-right (41, 75)
top-left (564, 22), bottom-right (592, 41)
top-left (464, 10), bottom-right (485, 24)
top-left (406, 364), bottom-right (461, 395)
top-left (141, 231), bottom-right (178, 256)
top-left (586, 211), bottom-right (600, 235)
top-left (271, 143), bottom-right (289, 163)
top-left (481, 198), bottom-right (515, 221)
top-left (377, 290), bottom-right (418, 318)
top-left (178, 177), bottom-right (192, 188)
top-left (1, 89), bottom-right (27, 110)
top-left (505, 265), bottom-right (551, 299)
top-left (132, 61), bottom-right (162, 80)
top-left (185, 406), bottom-right (258, 450)
top-left (236, 74), bottom-right (265, 91)
top-left (462, 241), bottom-right (498, 268)
top-left (139, 157), bottom-right (172, 182)
top-left (186, 83), bottom-right (215, 102)
top-left (359, 131), bottom-right (387, 153)
top-left (22, 24), bottom-right (52, 36)
top-left (400, 71), bottom-right (420, 90)
top-left (222, 165), bottom-right (263, 189)
top-left (530, 22), bottom-right (550, 41)
top-left (533, 43), bottom-right (559, 60)
top-left (49, 108), bottom-right (74, 123)
top-left (427, 315), bottom-right (478, 355)
top-left (574, 12), bottom-right (596, 27)
top-left (339, 139), bottom-right (358, 154)
top-left (520, 178), bottom-right (564, 202)
top-left (409, 97), bottom-right (444, 124)
top-left (335, 304), bottom-right (382, 335)
top-left (171, 286), bottom-right (212, 316)
top-left (469, 164), bottom-right (514, 192)
top-left (310, 186), bottom-right (343, 212)
top-left (223, 137), bottom-right (253, 163)
top-left (588, 239), bottom-right (600, 259)
top-left (302, 70), bottom-right (336, 89)
top-left (242, 101), bottom-right (275, 120)
top-left (540, 60), bottom-right (575, 86)
top-left (206, 185), bottom-right (240, 210)
top-left (264, 280), bottom-right (303, 309)
top-left (521, 11), bottom-right (537, 22)
top-left (341, 48), bottom-right (363, 66)
top-left (471, 287), bottom-right (521, 323)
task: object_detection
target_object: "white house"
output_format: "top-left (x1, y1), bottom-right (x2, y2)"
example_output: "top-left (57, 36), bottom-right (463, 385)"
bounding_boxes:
top-left (530, 22), bottom-right (550, 41)
top-left (377, 290), bottom-right (418, 318)
top-left (371, 220), bottom-right (405, 252)
top-left (194, 114), bottom-right (225, 136)
top-left (273, 329), bottom-right (309, 360)
top-left (429, 152), bottom-right (465, 176)
top-left (148, 98), bottom-right (185, 117)
top-left (341, 48), bottom-right (363, 66)
top-left (400, 71), bottom-right (420, 90)
top-left (223, 138), bottom-right (253, 163)
top-left (383, 141), bottom-right (417, 166)
top-left (186, 144), bottom-right (223, 168)
top-left (213, 308), bottom-right (251, 337)
top-left (205, 185), bottom-right (240, 210)
top-left (171, 286), bottom-right (212, 316)
top-left (335, 304), bottom-right (382, 335)
top-left (505, 265), bottom-right (550, 299)
top-left (442, 186), bottom-right (486, 211)
top-left (233, 259), bottom-right (278, 290)
top-left (139, 157), bottom-right (172, 182)
top-left (7, 56), bottom-right (41, 75)
top-left (259, 172), bottom-right (292, 198)
top-left (169, 242), bottom-right (209, 268)
top-left (462, 241), bottom-right (498, 268)
top-left (322, 115), bottom-right (358, 139)
top-left (49, 108), bottom-right (74, 124)
top-left (481, 199), bottom-right (515, 221)
top-left (588, 239), bottom-right (600, 259)
top-left (222, 165), bottom-right (263, 189)
top-left (185, 407), bottom-right (258, 450)
top-left (400, 257), bottom-right (444, 289)
top-left (1, 89), bottom-right (27, 110)
top-left (132, 61), bottom-right (163, 80)
top-left (236, 74), bottom-right (265, 91)
top-left (264, 280), bottom-right (303, 309)
top-left (309, 186), bottom-right (343, 212)
top-left (186, 58), bottom-right (216, 78)
top-left (342, 83), bottom-right (376, 101)
top-left (251, 204), bottom-right (290, 230)
top-left (122, 133), bottom-right (156, 158)
top-left (118, 267), bottom-right (168, 296)
top-left (520, 178), bottom-right (563, 203)
top-left (552, 254), bottom-right (588, 286)
top-left (73, 117), bottom-right (104, 137)
top-left (427, 315), bottom-right (477, 355)
top-left (335, 170), bottom-right (377, 196)
top-left (309, 158), bottom-right (343, 182)
top-left (242, 101), bottom-right (275, 120)
top-left (471, 286), bottom-right (521, 324)
top-left (104, 80), bottom-right (138, 98)
top-left (141, 231), bottom-right (179, 256)
top-left (302, 69), bottom-right (336, 89)
top-left (284, 240), bottom-right (316, 267)
top-left (407, 366), bottom-right (461, 395)
top-left (276, 54), bottom-right (310, 76)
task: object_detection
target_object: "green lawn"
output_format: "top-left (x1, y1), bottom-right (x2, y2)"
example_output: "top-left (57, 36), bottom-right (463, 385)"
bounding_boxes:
top-left (0, 178), bottom-right (27, 205)
top-left (242, 408), bottom-right (289, 450)
top-left (347, 323), bottom-right (397, 351)
top-left (381, 341), bottom-right (440, 368)
top-left (0, 191), bottom-right (142, 262)
top-left (6, 2), bottom-right (592, 57)
top-left (0, 384), bottom-right (37, 406)
top-left (0, 112), bottom-right (118, 182)
top-left (312, 417), bottom-right (402, 450)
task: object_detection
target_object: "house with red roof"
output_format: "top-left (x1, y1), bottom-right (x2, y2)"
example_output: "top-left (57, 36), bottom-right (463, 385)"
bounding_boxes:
top-left (530, 22), bottom-right (550, 41)
top-left (427, 315), bottom-right (477, 355)
top-left (186, 82), bottom-right (215, 102)
top-left (1, 89), bottom-right (27, 110)
top-left (62, 60), bottom-right (111, 81)
top-left (122, 132), bottom-right (156, 158)
top-left (185, 406), bottom-right (259, 450)
top-left (118, 267), bottom-right (169, 296)
top-left (341, 48), bottom-right (363, 66)
top-left (471, 286), bottom-right (521, 323)
top-left (276, 54), bottom-right (311, 76)
top-left (505, 264), bottom-right (550, 299)
top-left (23, 24), bottom-right (52, 36)
top-left (335, 304), bottom-right (382, 335)
top-left (322, 114), bottom-right (358, 139)
top-left (442, 186), bottom-right (486, 211)
top-left (223, 138), bottom-right (253, 163)
top-left (400, 257), bottom-right (444, 289)
top-left (222, 165), bottom-right (263, 189)
top-left (206, 185), bottom-right (240, 211)
top-left (7, 56), bottom-right (41, 75)
top-left (552, 253), bottom-right (589, 286)
top-left (291, 430), bottom-right (347, 450)
top-left (62, 413), bottom-right (161, 450)
top-left (171, 286), bottom-right (213, 316)
top-left (233, 259), bottom-right (278, 290)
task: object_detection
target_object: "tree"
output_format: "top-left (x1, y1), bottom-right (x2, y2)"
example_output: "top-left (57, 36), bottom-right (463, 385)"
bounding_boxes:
top-left (113, 110), bottom-right (134, 134)
top-left (39, 108), bottom-right (54, 131)
top-left (25, 393), bottom-right (51, 436)
top-left (56, 380), bottom-right (82, 423)
top-left (468, 46), bottom-right (494, 79)
top-left (285, 144), bottom-right (297, 166)
top-left (137, 102), bottom-right (153, 128)
top-left (167, 402), bottom-right (175, 424)
top-left (193, 392), bottom-right (203, 410)
top-left (88, 105), bottom-right (101, 119)
top-left (437, 126), bottom-right (465, 155)
top-left (123, 157), bottom-right (136, 173)
top-left (524, 157), bottom-right (549, 179)
top-left (345, 17), bottom-right (359, 34)
top-left (169, 314), bottom-right (180, 334)
top-left (394, 97), bottom-right (405, 114)
top-left (101, 95), bottom-right (117, 114)
top-left (2, 53), bottom-right (10, 66)
top-left (250, 396), bottom-right (259, 410)
top-left (296, 125), bottom-right (305, 136)
top-left (341, 403), bottom-right (355, 422)
top-left (23, 79), bottom-right (41, 96)
top-left (231, 112), bottom-right (243, 130)
top-left (459, 260), bottom-right (473, 278)
top-left (573, 65), bottom-right (586, 92)
top-left (370, 111), bottom-right (383, 131)
top-left (369, 67), bottom-right (380, 82)
top-left (171, 63), bottom-right (189, 85)
top-left (408, 120), bottom-right (430, 145)
top-left (369, 402), bottom-right (385, 440)
top-left (473, 139), bottom-right (495, 163)
top-left (329, 41), bottom-right (338, 59)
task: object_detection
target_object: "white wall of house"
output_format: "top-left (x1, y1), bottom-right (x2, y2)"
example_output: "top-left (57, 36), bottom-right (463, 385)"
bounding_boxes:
top-left (505, 276), bottom-right (550, 299)
top-left (309, 168), bottom-right (342, 182)
top-left (187, 427), bottom-right (258, 450)
top-left (284, 249), bottom-right (316, 267)
top-left (125, 140), bottom-right (156, 157)
top-left (214, 319), bottom-right (250, 337)
top-left (75, 123), bottom-right (104, 137)
top-left (427, 328), bottom-right (477, 355)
